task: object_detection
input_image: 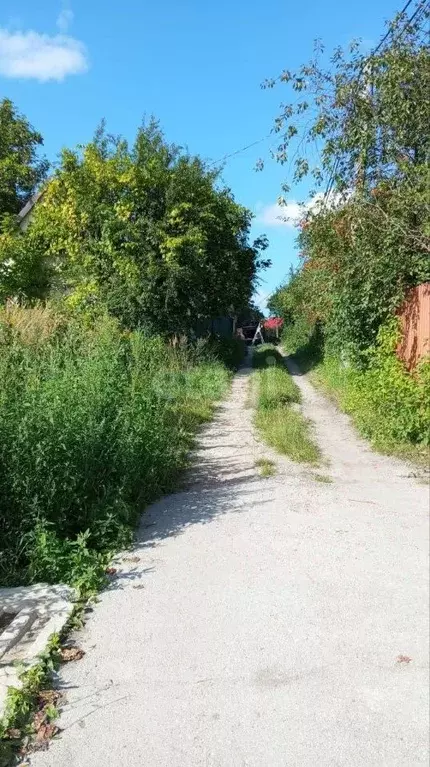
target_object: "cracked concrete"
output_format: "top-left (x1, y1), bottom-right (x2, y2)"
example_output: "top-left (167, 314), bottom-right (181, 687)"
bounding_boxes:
top-left (0, 584), bottom-right (75, 718)
top-left (30, 358), bottom-right (429, 766)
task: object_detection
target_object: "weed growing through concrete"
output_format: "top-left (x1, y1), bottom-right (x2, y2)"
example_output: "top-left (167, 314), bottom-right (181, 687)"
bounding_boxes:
top-left (255, 458), bottom-right (277, 477)
top-left (312, 473), bottom-right (333, 483)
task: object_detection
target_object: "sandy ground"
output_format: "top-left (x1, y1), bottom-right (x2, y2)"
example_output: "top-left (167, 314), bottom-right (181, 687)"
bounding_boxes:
top-left (30, 354), bottom-right (429, 767)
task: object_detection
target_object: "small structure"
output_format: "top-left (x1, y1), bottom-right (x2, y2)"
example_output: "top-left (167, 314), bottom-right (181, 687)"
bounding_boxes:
top-left (263, 317), bottom-right (284, 341)
top-left (0, 583), bottom-right (75, 718)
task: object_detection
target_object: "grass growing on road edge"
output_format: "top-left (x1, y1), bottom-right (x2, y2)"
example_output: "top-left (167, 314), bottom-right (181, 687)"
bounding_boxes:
top-left (283, 320), bottom-right (430, 469)
top-left (0, 306), bottom-right (231, 590)
top-left (0, 636), bottom-right (62, 766)
top-left (0, 307), bottom-right (235, 764)
top-left (312, 473), bottom-right (333, 483)
top-left (309, 351), bottom-right (430, 469)
top-left (0, 603), bottom-right (92, 764)
top-left (252, 355), bottom-right (321, 465)
top-left (255, 458), bottom-right (277, 477)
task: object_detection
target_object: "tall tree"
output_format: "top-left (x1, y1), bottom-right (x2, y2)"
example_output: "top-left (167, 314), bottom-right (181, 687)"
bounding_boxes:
top-left (9, 120), bottom-right (269, 331)
top-left (0, 99), bottom-right (49, 217)
top-left (263, 4), bottom-right (429, 358)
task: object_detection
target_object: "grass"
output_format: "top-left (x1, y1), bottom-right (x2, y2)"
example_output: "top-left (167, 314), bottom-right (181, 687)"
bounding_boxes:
top-left (255, 406), bottom-right (321, 465)
top-left (252, 360), bottom-right (321, 466)
top-left (256, 366), bottom-right (301, 409)
top-left (0, 306), bottom-right (231, 591)
top-left (252, 344), bottom-right (284, 369)
top-left (309, 357), bottom-right (430, 470)
top-left (255, 457), bottom-right (277, 477)
top-left (281, 321), bottom-right (430, 470)
top-left (0, 308), bottom-right (236, 763)
top-left (312, 472), bottom-right (333, 483)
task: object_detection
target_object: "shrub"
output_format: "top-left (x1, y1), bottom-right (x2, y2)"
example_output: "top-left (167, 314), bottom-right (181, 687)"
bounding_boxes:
top-left (312, 320), bottom-right (430, 453)
top-left (281, 321), bottom-right (324, 372)
top-left (194, 334), bottom-right (246, 370)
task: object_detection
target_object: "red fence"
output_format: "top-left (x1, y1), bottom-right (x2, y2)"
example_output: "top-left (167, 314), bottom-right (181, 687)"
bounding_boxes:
top-left (397, 282), bottom-right (430, 370)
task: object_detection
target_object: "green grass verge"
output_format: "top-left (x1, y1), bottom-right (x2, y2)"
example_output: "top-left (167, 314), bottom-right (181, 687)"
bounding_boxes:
top-left (282, 318), bottom-right (429, 469)
top-left (252, 361), bottom-right (321, 466)
top-left (0, 308), bottom-right (231, 590)
top-left (252, 344), bottom-right (284, 368)
top-left (0, 307), bottom-right (234, 763)
top-left (256, 366), bottom-right (301, 409)
top-left (255, 405), bottom-right (321, 465)
top-left (309, 357), bottom-right (430, 469)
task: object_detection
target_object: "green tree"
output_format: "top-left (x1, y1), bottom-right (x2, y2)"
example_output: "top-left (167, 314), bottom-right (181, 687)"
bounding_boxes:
top-left (264, 3), bottom-right (429, 358)
top-left (0, 99), bottom-right (49, 217)
top-left (12, 120), bottom-right (269, 332)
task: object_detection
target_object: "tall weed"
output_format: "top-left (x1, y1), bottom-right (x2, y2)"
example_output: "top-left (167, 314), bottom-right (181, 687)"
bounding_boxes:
top-left (0, 308), bottom-right (229, 589)
top-left (310, 320), bottom-right (430, 460)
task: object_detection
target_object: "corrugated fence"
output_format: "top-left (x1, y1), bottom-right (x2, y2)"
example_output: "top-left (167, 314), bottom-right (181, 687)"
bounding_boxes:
top-left (397, 282), bottom-right (430, 370)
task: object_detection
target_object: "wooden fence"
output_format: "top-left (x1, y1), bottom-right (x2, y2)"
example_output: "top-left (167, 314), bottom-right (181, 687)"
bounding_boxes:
top-left (397, 282), bottom-right (430, 370)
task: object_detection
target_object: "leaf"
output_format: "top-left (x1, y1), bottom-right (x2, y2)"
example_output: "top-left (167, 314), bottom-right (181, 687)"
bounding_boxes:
top-left (34, 722), bottom-right (60, 746)
top-left (6, 728), bottom-right (21, 739)
top-left (59, 646), bottom-right (85, 663)
top-left (38, 689), bottom-right (62, 706)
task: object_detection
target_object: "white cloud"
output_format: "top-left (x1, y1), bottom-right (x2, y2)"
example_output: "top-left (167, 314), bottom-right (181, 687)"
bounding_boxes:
top-left (57, 7), bottom-right (74, 33)
top-left (256, 191), bottom-right (347, 228)
top-left (256, 201), bottom-right (302, 229)
top-left (0, 28), bottom-right (88, 82)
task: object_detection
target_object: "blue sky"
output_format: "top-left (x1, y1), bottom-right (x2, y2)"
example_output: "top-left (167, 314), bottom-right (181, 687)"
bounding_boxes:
top-left (0, 0), bottom-right (402, 312)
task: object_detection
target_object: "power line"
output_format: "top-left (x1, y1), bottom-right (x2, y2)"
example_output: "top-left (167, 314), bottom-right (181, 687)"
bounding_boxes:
top-left (207, 0), bottom-right (427, 177)
top-left (208, 134), bottom-right (271, 167)
top-left (400, 0), bottom-right (430, 30)
top-left (370, 0), bottom-right (415, 56)
top-left (323, 0), bottom-right (428, 202)
top-left (207, 93), bottom-right (307, 167)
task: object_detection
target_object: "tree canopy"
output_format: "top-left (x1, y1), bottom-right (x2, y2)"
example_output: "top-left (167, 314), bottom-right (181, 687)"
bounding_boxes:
top-left (264, 3), bottom-right (429, 359)
top-left (0, 115), bottom-right (269, 333)
top-left (0, 98), bottom-right (49, 217)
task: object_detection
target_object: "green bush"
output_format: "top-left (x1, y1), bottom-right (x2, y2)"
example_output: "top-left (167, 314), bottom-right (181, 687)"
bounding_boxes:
top-left (0, 306), bottom-right (229, 589)
top-left (195, 334), bottom-right (246, 370)
top-left (281, 321), bottom-right (324, 372)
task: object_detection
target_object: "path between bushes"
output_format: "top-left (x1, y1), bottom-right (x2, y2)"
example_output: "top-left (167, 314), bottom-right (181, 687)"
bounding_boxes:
top-left (31, 354), bottom-right (429, 767)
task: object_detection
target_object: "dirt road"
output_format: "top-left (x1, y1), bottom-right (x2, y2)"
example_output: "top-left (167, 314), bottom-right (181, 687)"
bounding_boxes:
top-left (31, 357), bottom-right (429, 766)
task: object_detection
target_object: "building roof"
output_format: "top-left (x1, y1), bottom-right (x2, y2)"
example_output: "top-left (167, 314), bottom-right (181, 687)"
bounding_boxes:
top-left (17, 188), bottom-right (45, 223)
